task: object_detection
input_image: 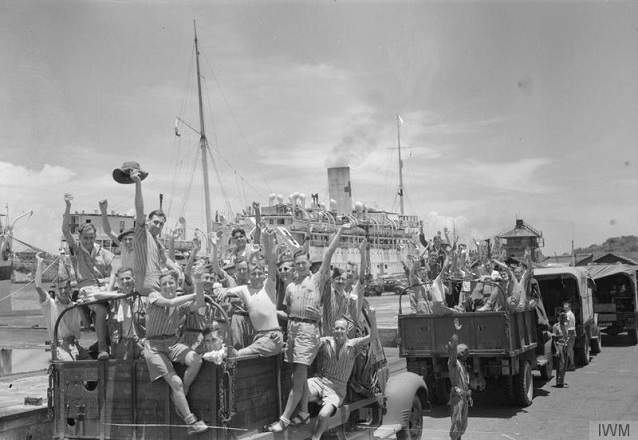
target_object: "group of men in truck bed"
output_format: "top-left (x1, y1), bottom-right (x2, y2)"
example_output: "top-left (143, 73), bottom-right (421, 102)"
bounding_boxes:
top-left (35, 162), bottom-right (377, 438)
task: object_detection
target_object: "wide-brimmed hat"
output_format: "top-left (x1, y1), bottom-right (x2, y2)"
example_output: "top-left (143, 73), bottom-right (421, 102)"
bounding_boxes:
top-left (112, 161), bottom-right (148, 184)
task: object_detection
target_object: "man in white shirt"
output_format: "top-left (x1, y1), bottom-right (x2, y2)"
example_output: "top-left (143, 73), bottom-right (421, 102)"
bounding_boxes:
top-left (563, 302), bottom-right (577, 370)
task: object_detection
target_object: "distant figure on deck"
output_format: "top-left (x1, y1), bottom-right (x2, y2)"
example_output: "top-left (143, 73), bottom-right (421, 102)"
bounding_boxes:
top-left (447, 318), bottom-right (472, 440)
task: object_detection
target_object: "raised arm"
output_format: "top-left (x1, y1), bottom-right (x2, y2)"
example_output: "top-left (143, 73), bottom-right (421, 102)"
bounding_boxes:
top-left (418, 221), bottom-right (429, 249)
top-left (131, 170), bottom-right (145, 225)
top-left (62, 193), bottom-right (75, 250)
top-left (252, 202), bottom-right (262, 246)
top-left (209, 231), bottom-right (226, 278)
top-left (152, 291), bottom-right (197, 308)
top-left (99, 199), bottom-right (120, 245)
top-left (320, 223), bottom-right (351, 277)
top-left (522, 247), bottom-right (533, 287)
top-left (358, 238), bottom-right (367, 282)
top-left (492, 258), bottom-right (514, 281)
top-left (447, 318), bottom-right (461, 369)
top-left (183, 236), bottom-right (201, 286)
top-left (34, 252), bottom-right (50, 303)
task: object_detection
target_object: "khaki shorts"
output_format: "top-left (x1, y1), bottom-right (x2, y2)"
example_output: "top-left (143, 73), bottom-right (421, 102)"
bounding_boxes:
top-left (284, 320), bottom-right (320, 366)
top-left (143, 336), bottom-right (193, 382)
top-left (239, 330), bottom-right (283, 357)
top-left (308, 376), bottom-right (344, 411)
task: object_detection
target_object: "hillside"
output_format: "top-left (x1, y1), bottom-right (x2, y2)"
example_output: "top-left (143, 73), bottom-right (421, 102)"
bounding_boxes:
top-left (574, 235), bottom-right (638, 254)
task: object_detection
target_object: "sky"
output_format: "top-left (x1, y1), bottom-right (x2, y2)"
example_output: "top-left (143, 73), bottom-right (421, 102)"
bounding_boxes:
top-left (1, 0), bottom-right (637, 257)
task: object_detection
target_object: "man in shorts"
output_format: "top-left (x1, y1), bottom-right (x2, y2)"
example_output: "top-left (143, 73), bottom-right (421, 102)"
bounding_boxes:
top-left (62, 193), bottom-right (114, 360)
top-left (143, 270), bottom-right (208, 435)
top-left (266, 223), bottom-right (352, 432)
top-left (299, 312), bottom-right (377, 439)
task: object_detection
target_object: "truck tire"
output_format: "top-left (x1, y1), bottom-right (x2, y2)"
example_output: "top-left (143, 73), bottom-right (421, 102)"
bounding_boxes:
top-left (513, 361), bottom-right (533, 407)
top-left (575, 336), bottom-right (590, 366)
top-left (629, 328), bottom-right (638, 345)
top-left (396, 395), bottom-right (423, 440)
top-left (503, 375), bottom-right (515, 405)
top-left (590, 337), bottom-right (602, 355)
top-left (539, 356), bottom-right (553, 380)
top-left (434, 378), bottom-right (450, 405)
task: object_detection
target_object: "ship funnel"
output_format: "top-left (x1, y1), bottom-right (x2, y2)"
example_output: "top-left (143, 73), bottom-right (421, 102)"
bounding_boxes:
top-left (276, 194), bottom-right (284, 204)
top-left (298, 193), bottom-right (306, 208)
top-left (268, 193), bottom-right (277, 206)
top-left (327, 167), bottom-right (353, 216)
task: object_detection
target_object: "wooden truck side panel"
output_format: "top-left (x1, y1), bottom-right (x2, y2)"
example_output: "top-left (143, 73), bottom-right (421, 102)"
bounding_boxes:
top-left (398, 310), bottom-right (538, 358)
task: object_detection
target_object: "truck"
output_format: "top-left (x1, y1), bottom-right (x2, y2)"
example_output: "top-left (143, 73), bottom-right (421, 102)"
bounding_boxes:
top-left (586, 263), bottom-right (637, 345)
top-left (47, 299), bottom-right (429, 440)
top-left (397, 280), bottom-right (554, 408)
top-left (532, 266), bottom-right (602, 365)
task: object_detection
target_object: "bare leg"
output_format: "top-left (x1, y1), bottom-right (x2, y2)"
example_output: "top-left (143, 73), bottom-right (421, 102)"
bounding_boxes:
top-left (163, 372), bottom-right (191, 421)
top-left (182, 351), bottom-right (203, 395)
top-left (91, 304), bottom-right (109, 356)
top-left (282, 363), bottom-right (308, 420)
top-left (311, 404), bottom-right (336, 440)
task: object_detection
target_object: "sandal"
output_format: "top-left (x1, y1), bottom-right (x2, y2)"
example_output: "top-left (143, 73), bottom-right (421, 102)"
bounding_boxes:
top-left (289, 414), bottom-right (311, 426)
top-left (264, 419), bottom-right (289, 433)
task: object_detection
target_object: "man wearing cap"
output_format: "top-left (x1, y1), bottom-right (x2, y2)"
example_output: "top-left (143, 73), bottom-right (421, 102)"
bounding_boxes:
top-left (99, 199), bottom-right (135, 291)
top-left (126, 166), bottom-right (182, 296)
top-left (448, 317), bottom-right (472, 440)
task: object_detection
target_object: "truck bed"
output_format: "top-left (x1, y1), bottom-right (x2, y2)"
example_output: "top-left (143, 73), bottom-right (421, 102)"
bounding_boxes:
top-left (398, 310), bottom-right (538, 358)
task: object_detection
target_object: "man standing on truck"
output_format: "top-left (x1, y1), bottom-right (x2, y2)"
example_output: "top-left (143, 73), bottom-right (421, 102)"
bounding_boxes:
top-left (563, 302), bottom-right (576, 370)
top-left (447, 317), bottom-right (472, 440)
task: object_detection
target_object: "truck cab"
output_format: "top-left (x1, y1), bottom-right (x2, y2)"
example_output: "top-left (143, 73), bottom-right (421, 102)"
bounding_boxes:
top-left (49, 301), bottom-right (428, 440)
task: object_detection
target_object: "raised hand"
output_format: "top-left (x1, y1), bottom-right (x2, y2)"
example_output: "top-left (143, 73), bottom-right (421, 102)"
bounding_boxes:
top-left (130, 170), bottom-right (142, 184)
top-left (192, 236), bottom-right (202, 252)
top-left (98, 199), bottom-right (108, 212)
top-left (64, 193), bottom-right (73, 206)
top-left (454, 317), bottom-right (462, 331)
top-left (36, 252), bottom-right (44, 263)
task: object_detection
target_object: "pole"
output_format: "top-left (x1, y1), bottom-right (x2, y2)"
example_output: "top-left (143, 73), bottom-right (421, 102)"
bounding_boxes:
top-left (397, 115), bottom-right (404, 216)
top-left (194, 20), bottom-right (213, 250)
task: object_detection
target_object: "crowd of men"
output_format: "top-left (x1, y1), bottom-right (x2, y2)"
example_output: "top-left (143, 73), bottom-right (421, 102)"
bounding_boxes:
top-left (35, 162), bottom-right (575, 439)
top-left (35, 164), bottom-right (376, 438)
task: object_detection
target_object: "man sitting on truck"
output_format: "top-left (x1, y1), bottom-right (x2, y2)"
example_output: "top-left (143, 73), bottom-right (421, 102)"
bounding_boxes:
top-left (295, 312), bottom-right (378, 440)
top-left (35, 252), bottom-right (89, 361)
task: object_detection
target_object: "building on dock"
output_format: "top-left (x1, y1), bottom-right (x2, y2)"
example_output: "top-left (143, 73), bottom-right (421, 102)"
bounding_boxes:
top-left (61, 210), bottom-right (134, 255)
top-left (497, 219), bottom-right (545, 263)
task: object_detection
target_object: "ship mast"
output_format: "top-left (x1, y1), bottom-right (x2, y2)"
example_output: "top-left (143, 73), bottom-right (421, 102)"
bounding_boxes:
top-left (194, 21), bottom-right (213, 245)
top-left (396, 115), bottom-right (405, 216)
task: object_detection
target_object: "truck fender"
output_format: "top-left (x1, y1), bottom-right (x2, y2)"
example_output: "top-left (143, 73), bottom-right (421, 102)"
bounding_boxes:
top-left (381, 372), bottom-right (428, 429)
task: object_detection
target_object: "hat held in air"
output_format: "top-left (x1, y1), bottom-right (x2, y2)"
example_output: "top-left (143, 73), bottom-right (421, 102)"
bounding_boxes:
top-left (112, 161), bottom-right (149, 184)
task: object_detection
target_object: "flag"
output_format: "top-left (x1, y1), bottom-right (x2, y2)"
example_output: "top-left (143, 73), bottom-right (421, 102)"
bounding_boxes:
top-left (397, 115), bottom-right (404, 126)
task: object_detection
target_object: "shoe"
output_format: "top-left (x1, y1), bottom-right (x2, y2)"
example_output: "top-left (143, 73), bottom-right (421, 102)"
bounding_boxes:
top-left (264, 418), bottom-right (289, 432)
top-left (97, 351), bottom-right (110, 361)
top-left (476, 304), bottom-right (491, 312)
top-left (187, 420), bottom-right (209, 435)
top-left (289, 413), bottom-right (311, 426)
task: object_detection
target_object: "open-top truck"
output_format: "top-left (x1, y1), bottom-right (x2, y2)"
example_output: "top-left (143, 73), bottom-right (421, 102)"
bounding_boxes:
top-left (397, 280), bottom-right (553, 408)
top-left (533, 266), bottom-right (602, 365)
top-left (46, 299), bottom-right (428, 440)
top-left (586, 263), bottom-right (637, 345)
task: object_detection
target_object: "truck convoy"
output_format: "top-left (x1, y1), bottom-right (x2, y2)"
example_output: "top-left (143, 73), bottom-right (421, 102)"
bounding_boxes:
top-left (398, 266), bottom-right (601, 408)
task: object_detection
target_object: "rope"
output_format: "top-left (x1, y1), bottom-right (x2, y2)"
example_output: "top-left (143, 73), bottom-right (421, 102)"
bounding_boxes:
top-left (0, 256), bottom-right (60, 303)
top-left (102, 422), bottom-right (247, 431)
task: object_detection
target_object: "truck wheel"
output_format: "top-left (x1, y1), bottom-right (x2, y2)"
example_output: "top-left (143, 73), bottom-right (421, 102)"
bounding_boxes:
top-left (513, 361), bottom-right (533, 407)
top-left (503, 375), bottom-right (515, 405)
top-left (396, 395), bottom-right (423, 440)
top-left (629, 329), bottom-right (638, 345)
top-left (434, 378), bottom-right (450, 405)
top-left (575, 337), bottom-right (590, 366)
top-left (540, 356), bottom-right (554, 380)
top-left (590, 337), bottom-right (602, 354)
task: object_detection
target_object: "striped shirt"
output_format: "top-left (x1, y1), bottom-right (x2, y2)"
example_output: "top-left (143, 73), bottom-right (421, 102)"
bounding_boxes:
top-left (322, 287), bottom-right (351, 336)
top-left (133, 222), bottom-right (167, 296)
top-left (317, 336), bottom-right (367, 394)
top-left (69, 243), bottom-right (114, 289)
top-left (183, 304), bottom-right (217, 331)
top-left (284, 271), bottom-right (329, 320)
top-left (145, 291), bottom-right (189, 338)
